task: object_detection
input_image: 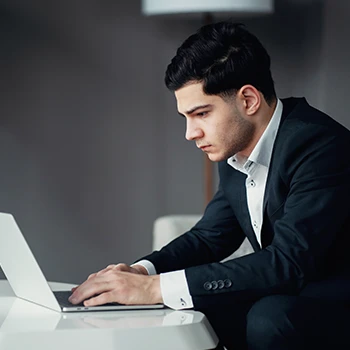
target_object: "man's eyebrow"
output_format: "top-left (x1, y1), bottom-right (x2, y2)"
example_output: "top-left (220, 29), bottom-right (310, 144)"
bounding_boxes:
top-left (178, 104), bottom-right (212, 116)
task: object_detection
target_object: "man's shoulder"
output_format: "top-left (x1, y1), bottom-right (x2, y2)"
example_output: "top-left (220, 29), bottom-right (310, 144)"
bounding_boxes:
top-left (280, 97), bottom-right (349, 135)
top-left (273, 97), bottom-right (350, 167)
top-left (280, 96), bottom-right (316, 120)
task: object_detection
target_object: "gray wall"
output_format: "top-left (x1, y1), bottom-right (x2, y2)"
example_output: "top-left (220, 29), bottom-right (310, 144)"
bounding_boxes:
top-left (318, 0), bottom-right (350, 127)
top-left (0, 0), bottom-right (348, 284)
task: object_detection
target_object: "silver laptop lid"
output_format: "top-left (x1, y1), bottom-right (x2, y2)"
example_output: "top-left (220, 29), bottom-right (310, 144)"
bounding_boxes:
top-left (0, 212), bottom-right (61, 312)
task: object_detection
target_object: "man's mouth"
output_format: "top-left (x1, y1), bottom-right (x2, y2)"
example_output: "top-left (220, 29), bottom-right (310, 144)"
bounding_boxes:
top-left (198, 145), bottom-right (211, 151)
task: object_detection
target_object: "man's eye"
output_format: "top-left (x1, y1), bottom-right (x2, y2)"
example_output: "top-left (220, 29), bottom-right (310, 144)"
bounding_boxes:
top-left (197, 112), bottom-right (208, 117)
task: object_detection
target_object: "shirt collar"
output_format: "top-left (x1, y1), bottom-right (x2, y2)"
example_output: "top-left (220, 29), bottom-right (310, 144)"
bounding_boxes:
top-left (227, 98), bottom-right (283, 171)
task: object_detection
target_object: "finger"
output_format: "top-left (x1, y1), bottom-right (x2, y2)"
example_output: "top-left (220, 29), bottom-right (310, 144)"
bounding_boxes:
top-left (97, 263), bottom-right (131, 274)
top-left (83, 291), bottom-right (115, 307)
top-left (87, 272), bottom-right (97, 280)
top-left (89, 265), bottom-right (113, 278)
top-left (69, 279), bottom-right (112, 305)
top-left (87, 265), bottom-right (116, 280)
top-left (95, 264), bottom-right (117, 276)
top-left (71, 286), bottom-right (78, 292)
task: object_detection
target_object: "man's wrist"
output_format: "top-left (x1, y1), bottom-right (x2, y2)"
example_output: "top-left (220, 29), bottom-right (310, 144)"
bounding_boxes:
top-left (150, 275), bottom-right (163, 304)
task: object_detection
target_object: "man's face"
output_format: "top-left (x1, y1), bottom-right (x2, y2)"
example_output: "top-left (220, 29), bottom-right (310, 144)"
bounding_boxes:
top-left (175, 82), bottom-right (255, 162)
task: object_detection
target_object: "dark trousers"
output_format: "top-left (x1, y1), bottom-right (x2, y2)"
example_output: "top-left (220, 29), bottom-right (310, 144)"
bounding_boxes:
top-left (196, 288), bottom-right (350, 350)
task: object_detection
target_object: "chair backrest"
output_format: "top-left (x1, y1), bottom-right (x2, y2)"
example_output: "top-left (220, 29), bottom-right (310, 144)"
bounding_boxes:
top-left (152, 214), bottom-right (201, 251)
top-left (152, 214), bottom-right (254, 260)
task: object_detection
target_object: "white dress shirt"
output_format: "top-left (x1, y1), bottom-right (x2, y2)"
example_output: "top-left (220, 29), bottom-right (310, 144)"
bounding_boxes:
top-left (136, 99), bottom-right (283, 310)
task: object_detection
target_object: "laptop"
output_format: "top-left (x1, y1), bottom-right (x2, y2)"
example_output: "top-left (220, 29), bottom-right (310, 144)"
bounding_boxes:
top-left (0, 212), bottom-right (165, 312)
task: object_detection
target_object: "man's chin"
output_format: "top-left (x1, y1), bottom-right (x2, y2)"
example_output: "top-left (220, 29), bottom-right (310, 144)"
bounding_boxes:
top-left (207, 153), bottom-right (225, 162)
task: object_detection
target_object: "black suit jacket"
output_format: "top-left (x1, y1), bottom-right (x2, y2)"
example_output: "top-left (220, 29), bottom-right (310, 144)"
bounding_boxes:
top-left (142, 98), bottom-right (350, 307)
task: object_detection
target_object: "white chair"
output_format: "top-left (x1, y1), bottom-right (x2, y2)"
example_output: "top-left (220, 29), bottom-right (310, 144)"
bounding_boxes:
top-left (152, 214), bottom-right (254, 261)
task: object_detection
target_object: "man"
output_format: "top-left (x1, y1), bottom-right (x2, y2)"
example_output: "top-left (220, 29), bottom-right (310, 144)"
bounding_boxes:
top-left (69, 22), bottom-right (350, 349)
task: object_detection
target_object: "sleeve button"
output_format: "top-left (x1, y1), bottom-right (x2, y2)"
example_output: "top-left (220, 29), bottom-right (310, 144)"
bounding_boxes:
top-left (204, 281), bottom-right (212, 290)
top-left (211, 281), bottom-right (218, 290)
top-left (224, 279), bottom-right (232, 288)
top-left (217, 280), bottom-right (225, 289)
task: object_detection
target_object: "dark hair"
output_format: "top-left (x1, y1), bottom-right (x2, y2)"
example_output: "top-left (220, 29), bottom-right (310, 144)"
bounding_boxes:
top-left (165, 21), bottom-right (276, 105)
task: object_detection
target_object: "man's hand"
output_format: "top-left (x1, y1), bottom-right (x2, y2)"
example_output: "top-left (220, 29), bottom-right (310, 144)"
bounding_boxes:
top-left (68, 263), bottom-right (163, 306)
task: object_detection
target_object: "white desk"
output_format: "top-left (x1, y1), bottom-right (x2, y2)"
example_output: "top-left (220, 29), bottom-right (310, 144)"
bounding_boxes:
top-left (0, 280), bottom-right (218, 350)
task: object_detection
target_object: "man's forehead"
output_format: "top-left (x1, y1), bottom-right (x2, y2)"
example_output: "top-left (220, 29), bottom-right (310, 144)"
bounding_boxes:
top-left (175, 82), bottom-right (214, 113)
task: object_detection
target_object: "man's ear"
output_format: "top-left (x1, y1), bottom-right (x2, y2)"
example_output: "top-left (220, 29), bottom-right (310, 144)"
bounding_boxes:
top-left (237, 85), bottom-right (261, 115)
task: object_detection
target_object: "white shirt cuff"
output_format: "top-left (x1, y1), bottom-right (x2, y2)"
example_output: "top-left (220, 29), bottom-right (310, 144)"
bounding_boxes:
top-left (131, 260), bottom-right (157, 275)
top-left (160, 270), bottom-right (194, 310)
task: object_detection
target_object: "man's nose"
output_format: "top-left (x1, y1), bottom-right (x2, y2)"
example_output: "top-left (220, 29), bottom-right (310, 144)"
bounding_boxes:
top-left (185, 120), bottom-right (203, 141)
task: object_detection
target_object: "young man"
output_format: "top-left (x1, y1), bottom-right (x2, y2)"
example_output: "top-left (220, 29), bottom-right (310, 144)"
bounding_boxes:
top-left (69, 22), bottom-right (350, 349)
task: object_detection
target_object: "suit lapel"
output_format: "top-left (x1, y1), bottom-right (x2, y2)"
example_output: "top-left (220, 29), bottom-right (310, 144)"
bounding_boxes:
top-left (263, 98), bottom-right (299, 213)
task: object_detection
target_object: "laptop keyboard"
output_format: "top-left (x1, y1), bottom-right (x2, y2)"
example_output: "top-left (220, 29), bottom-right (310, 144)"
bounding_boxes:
top-left (53, 291), bottom-right (85, 307)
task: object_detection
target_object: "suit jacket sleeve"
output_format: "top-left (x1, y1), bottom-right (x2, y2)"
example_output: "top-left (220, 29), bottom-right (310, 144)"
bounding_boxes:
top-left (141, 183), bottom-right (247, 273)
